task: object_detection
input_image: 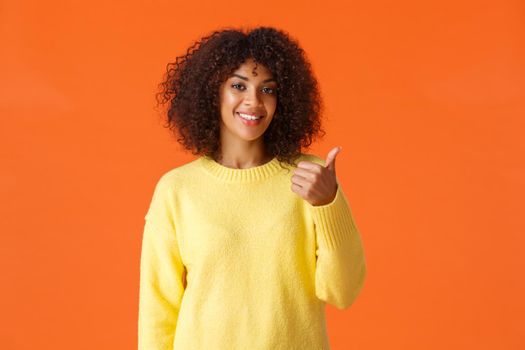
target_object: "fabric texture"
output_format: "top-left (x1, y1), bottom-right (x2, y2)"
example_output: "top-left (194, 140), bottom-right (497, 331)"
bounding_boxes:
top-left (138, 153), bottom-right (367, 350)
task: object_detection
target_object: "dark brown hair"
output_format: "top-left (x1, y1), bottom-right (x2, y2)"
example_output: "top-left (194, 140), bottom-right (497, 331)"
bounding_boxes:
top-left (155, 26), bottom-right (326, 167)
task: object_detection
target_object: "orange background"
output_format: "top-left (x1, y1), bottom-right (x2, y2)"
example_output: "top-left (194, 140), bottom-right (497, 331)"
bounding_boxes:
top-left (1, 0), bottom-right (524, 349)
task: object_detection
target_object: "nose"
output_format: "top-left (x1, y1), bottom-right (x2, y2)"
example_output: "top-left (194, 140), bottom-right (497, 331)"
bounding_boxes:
top-left (243, 87), bottom-right (263, 106)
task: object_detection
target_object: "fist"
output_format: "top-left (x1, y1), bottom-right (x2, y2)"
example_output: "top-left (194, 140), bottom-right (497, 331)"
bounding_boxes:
top-left (290, 146), bottom-right (342, 206)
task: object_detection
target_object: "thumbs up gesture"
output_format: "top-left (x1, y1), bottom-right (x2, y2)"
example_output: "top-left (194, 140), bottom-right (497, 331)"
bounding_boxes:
top-left (291, 146), bottom-right (342, 206)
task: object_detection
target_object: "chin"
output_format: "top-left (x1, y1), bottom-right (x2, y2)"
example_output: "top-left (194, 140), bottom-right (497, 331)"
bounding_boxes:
top-left (237, 127), bottom-right (268, 141)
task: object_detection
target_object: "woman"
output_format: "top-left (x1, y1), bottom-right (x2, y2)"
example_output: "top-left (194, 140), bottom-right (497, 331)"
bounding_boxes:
top-left (138, 26), bottom-right (367, 349)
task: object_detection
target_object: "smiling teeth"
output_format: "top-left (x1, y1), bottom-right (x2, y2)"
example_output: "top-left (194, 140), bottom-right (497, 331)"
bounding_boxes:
top-left (238, 113), bottom-right (262, 120)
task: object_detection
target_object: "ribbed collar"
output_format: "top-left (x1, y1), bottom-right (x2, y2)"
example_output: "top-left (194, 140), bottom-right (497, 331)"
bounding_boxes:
top-left (198, 155), bottom-right (284, 182)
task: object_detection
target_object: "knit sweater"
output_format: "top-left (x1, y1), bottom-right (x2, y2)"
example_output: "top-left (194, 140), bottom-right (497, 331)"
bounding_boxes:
top-left (138, 153), bottom-right (367, 350)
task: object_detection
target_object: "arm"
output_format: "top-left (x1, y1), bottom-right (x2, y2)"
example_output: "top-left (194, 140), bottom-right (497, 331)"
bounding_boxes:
top-left (138, 178), bottom-right (186, 349)
top-left (308, 182), bottom-right (367, 310)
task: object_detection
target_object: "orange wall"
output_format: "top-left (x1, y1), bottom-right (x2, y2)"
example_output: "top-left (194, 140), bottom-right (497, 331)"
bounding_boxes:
top-left (1, 0), bottom-right (524, 349)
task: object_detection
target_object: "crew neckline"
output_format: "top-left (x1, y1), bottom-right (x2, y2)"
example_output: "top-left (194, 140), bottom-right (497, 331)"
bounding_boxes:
top-left (198, 155), bottom-right (284, 182)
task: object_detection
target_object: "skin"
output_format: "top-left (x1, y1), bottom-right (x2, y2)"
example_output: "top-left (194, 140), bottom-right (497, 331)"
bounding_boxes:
top-left (217, 57), bottom-right (278, 169)
top-left (217, 58), bottom-right (341, 207)
top-left (292, 146), bottom-right (341, 206)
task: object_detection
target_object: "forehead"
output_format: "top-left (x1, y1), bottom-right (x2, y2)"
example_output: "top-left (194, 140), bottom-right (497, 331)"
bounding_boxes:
top-left (231, 58), bottom-right (274, 80)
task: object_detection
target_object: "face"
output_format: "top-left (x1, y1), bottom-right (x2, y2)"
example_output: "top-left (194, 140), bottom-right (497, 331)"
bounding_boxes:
top-left (218, 58), bottom-right (278, 144)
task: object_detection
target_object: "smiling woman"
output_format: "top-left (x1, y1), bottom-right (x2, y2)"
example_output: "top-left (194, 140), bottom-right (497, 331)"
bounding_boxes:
top-left (139, 26), bottom-right (367, 350)
top-left (218, 58), bottom-right (278, 155)
top-left (153, 26), bottom-right (326, 167)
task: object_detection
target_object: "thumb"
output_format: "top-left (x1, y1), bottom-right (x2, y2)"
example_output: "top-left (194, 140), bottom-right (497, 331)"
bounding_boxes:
top-left (325, 146), bottom-right (342, 172)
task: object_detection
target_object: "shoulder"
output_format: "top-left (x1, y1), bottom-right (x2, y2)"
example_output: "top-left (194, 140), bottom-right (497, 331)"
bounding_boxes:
top-left (152, 157), bottom-right (202, 190)
top-left (145, 158), bottom-right (201, 223)
top-left (145, 158), bottom-right (203, 214)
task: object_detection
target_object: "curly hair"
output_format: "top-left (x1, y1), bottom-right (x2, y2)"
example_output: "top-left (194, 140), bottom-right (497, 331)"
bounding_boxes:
top-left (154, 26), bottom-right (326, 167)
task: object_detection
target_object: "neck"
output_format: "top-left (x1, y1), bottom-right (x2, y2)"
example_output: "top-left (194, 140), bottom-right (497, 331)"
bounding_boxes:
top-left (216, 151), bottom-right (273, 169)
top-left (216, 139), bottom-right (272, 170)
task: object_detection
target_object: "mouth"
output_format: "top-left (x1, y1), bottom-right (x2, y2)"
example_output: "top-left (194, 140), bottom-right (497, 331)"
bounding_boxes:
top-left (236, 112), bottom-right (264, 120)
top-left (236, 112), bottom-right (264, 126)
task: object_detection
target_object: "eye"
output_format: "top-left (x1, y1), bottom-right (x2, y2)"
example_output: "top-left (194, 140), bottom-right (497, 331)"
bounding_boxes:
top-left (231, 83), bottom-right (276, 95)
top-left (262, 87), bottom-right (276, 94)
top-left (231, 83), bottom-right (245, 90)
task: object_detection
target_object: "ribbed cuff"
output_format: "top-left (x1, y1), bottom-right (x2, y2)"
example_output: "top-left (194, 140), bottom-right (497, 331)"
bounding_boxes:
top-left (307, 185), bottom-right (359, 251)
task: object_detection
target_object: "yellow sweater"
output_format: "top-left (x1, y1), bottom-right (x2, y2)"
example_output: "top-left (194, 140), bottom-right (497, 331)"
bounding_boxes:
top-left (138, 153), bottom-right (367, 349)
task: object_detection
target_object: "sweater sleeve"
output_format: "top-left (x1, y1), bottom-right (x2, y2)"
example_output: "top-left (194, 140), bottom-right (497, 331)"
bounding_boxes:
top-left (307, 179), bottom-right (367, 310)
top-left (138, 177), bottom-right (186, 349)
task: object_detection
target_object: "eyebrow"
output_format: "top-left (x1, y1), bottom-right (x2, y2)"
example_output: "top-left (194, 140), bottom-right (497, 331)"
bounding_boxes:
top-left (231, 73), bottom-right (276, 83)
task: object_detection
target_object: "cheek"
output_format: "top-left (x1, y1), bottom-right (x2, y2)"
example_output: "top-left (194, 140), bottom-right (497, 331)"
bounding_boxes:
top-left (220, 94), bottom-right (239, 121)
top-left (222, 89), bottom-right (240, 103)
top-left (265, 98), bottom-right (278, 112)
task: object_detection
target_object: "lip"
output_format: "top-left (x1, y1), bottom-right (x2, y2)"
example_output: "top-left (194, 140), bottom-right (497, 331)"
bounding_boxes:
top-left (236, 111), bottom-right (264, 118)
top-left (236, 112), bottom-right (264, 126)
